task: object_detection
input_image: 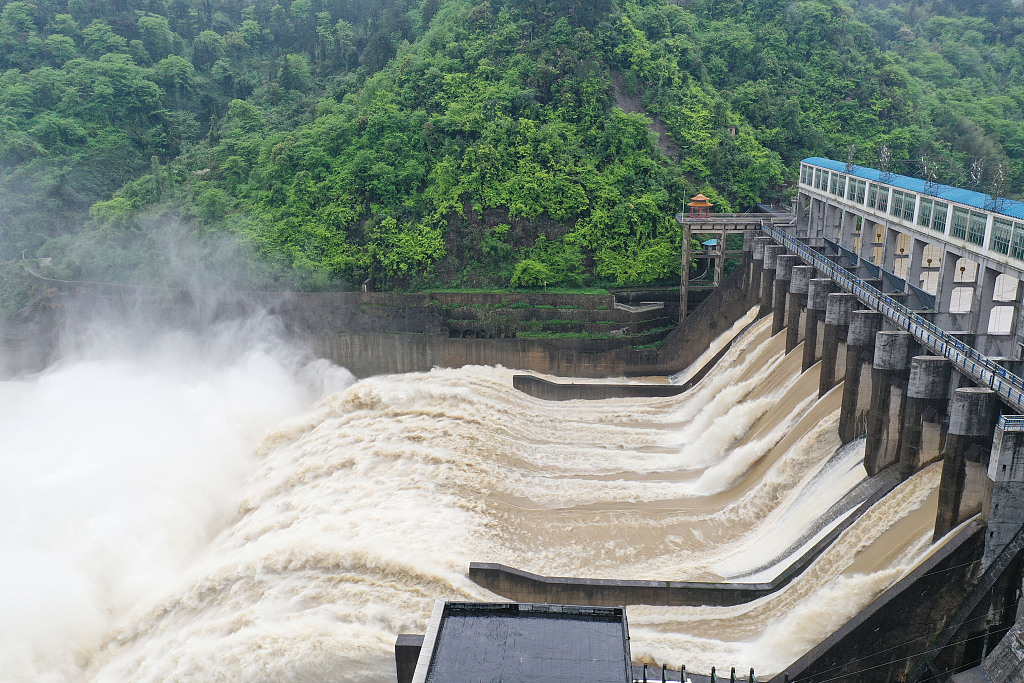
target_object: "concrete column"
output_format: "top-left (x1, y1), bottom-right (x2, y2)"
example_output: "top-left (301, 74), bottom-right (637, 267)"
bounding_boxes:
top-left (824, 203), bottom-right (838, 241)
top-left (865, 331), bottom-right (913, 476)
top-left (974, 265), bottom-right (999, 342)
top-left (839, 211), bottom-right (858, 252)
top-left (982, 421), bottom-right (1024, 569)
top-left (935, 250), bottom-right (959, 313)
top-left (773, 255), bottom-right (797, 336)
top-left (796, 192), bottom-right (810, 237)
top-left (750, 237), bottom-right (771, 309)
top-left (820, 292), bottom-right (858, 398)
top-left (934, 388), bottom-right (997, 541)
top-left (787, 266), bottom-right (815, 354)
top-left (906, 237), bottom-right (927, 294)
top-left (761, 245), bottom-right (785, 318)
top-left (882, 226), bottom-right (900, 273)
top-left (859, 219), bottom-right (876, 262)
top-left (898, 356), bottom-right (952, 481)
top-left (839, 310), bottom-right (882, 443)
top-left (803, 278), bottom-right (833, 372)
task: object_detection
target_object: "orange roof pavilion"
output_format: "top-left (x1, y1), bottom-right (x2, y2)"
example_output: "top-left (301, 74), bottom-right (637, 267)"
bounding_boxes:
top-left (687, 193), bottom-right (714, 218)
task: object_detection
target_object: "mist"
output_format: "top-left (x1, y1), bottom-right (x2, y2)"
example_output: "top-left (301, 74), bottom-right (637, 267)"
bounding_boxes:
top-left (0, 227), bottom-right (354, 681)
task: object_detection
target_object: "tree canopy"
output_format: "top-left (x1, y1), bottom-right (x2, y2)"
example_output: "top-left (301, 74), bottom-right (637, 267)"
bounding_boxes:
top-left (1, 0), bottom-right (1023, 293)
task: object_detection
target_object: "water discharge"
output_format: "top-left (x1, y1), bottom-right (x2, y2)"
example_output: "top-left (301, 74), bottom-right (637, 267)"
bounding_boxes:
top-left (1, 309), bottom-right (945, 681)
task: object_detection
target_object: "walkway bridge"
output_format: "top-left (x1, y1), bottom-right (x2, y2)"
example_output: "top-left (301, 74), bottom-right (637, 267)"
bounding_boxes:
top-left (759, 218), bottom-right (1024, 416)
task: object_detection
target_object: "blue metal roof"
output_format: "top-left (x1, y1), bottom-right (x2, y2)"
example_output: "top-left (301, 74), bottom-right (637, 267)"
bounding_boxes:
top-left (802, 157), bottom-right (1024, 221)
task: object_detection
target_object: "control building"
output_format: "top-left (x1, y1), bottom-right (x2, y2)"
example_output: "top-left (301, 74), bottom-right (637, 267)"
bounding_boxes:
top-left (796, 157), bottom-right (1024, 357)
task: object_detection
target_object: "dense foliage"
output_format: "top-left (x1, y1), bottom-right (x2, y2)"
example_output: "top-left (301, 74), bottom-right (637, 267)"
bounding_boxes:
top-left (1, 0), bottom-right (1023, 293)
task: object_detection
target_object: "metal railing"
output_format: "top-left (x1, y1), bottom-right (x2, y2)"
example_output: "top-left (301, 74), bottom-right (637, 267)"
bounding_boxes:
top-left (997, 415), bottom-right (1024, 431)
top-left (761, 220), bottom-right (1024, 420)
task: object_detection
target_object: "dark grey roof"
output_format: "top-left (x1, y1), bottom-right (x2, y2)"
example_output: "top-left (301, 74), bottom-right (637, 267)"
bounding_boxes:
top-left (424, 602), bottom-right (631, 683)
top-left (802, 157), bottom-right (1024, 221)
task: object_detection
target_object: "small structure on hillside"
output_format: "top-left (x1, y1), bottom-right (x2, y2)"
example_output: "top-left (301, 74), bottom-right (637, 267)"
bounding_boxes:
top-left (688, 193), bottom-right (714, 219)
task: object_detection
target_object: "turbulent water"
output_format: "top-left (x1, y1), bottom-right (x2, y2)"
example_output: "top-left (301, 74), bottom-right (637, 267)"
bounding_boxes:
top-left (0, 309), bottom-right (944, 681)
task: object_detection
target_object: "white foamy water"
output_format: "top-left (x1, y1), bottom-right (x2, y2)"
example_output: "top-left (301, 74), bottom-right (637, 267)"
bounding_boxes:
top-left (0, 315), bottom-right (354, 682)
top-left (2, 309), bottom-right (946, 681)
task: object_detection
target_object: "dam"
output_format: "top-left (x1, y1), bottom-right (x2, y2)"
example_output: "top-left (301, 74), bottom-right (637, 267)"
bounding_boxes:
top-left (4, 160), bottom-right (1024, 682)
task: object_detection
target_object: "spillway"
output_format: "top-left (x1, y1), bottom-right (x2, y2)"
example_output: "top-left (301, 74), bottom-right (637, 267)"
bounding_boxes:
top-left (0, 310), bottom-right (945, 681)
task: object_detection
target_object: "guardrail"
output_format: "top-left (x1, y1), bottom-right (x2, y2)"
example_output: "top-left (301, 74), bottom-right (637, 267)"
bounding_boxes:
top-left (761, 220), bottom-right (1024, 420)
top-left (675, 212), bottom-right (780, 224)
top-left (998, 415), bottom-right (1024, 431)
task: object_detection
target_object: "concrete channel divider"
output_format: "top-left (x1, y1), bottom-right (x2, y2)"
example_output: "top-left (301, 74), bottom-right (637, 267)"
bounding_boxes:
top-left (469, 473), bottom-right (901, 607)
top-left (512, 311), bottom-right (761, 401)
top-left (511, 375), bottom-right (687, 400)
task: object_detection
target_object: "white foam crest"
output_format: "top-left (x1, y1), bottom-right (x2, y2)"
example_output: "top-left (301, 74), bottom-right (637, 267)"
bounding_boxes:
top-left (681, 394), bottom-right (816, 495)
top-left (626, 465), bottom-right (942, 676)
top-left (670, 306), bottom-right (761, 385)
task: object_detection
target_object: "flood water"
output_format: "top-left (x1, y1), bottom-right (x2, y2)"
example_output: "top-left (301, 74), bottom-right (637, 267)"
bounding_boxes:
top-left (0, 309), bottom-right (943, 681)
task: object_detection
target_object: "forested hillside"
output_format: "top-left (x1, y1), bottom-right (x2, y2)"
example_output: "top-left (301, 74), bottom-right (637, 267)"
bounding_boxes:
top-left (2, 0), bottom-right (1023, 296)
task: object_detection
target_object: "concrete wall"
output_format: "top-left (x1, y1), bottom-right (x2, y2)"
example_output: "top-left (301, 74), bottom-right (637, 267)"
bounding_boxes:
top-left (309, 333), bottom-right (634, 378)
top-left (645, 261), bottom-right (756, 375)
top-left (511, 375), bottom-right (686, 400)
top-left (395, 634), bottom-right (423, 683)
top-left (303, 264), bottom-right (754, 379)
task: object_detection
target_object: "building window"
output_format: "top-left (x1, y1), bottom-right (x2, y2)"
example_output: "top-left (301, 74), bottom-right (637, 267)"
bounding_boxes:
top-left (890, 190), bottom-right (903, 218)
top-left (801, 165), bottom-right (810, 185)
top-left (967, 210), bottom-right (987, 246)
top-left (876, 186), bottom-right (889, 213)
top-left (951, 207), bottom-right (970, 240)
top-left (918, 199), bottom-right (933, 228)
top-left (992, 218), bottom-right (1012, 255)
top-left (851, 179), bottom-right (866, 204)
top-left (902, 193), bottom-right (916, 221)
top-left (831, 173), bottom-right (846, 196)
top-left (1012, 222), bottom-right (1024, 261)
top-left (813, 168), bottom-right (821, 189)
top-left (933, 202), bottom-right (948, 233)
top-left (867, 183), bottom-right (878, 209)
top-left (891, 190), bottom-right (914, 220)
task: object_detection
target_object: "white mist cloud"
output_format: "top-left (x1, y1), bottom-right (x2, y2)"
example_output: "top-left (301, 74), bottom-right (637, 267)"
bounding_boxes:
top-left (0, 314), bottom-right (353, 681)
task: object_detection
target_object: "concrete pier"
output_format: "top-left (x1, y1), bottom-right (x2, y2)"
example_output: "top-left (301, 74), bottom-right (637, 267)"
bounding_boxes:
top-left (820, 292), bottom-right (857, 398)
top-left (982, 421), bottom-right (1024, 569)
top-left (839, 310), bottom-right (882, 443)
top-left (761, 245), bottom-right (785, 318)
top-left (898, 356), bottom-right (952, 480)
top-left (865, 331), bottom-right (913, 476)
top-left (934, 388), bottom-right (997, 541)
top-left (773, 255), bottom-right (797, 336)
top-left (802, 278), bottom-right (833, 372)
top-left (750, 237), bottom-right (770, 310)
top-left (787, 265), bottom-right (814, 354)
